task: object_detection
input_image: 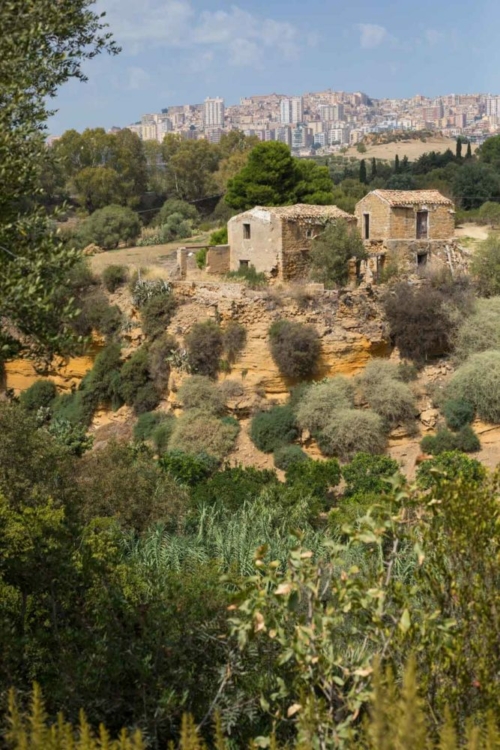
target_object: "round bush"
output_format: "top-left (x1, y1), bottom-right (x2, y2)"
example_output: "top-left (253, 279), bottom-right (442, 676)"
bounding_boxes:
top-left (169, 410), bottom-right (240, 461)
top-left (141, 293), bottom-right (177, 340)
top-left (316, 409), bottom-right (386, 461)
top-left (20, 380), bottom-right (57, 412)
top-left (250, 405), bottom-right (298, 453)
top-left (269, 320), bottom-right (321, 379)
top-left (416, 451), bottom-right (486, 490)
top-left (159, 450), bottom-right (218, 486)
top-left (285, 458), bottom-right (341, 497)
top-left (453, 297), bottom-right (500, 362)
top-left (273, 445), bottom-right (308, 471)
top-left (357, 360), bottom-right (416, 428)
top-left (420, 428), bottom-right (458, 456)
top-left (177, 375), bottom-right (226, 416)
top-left (133, 383), bottom-right (161, 415)
top-left (77, 205), bottom-right (141, 250)
top-left (455, 425), bottom-right (481, 453)
top-left (102, 264), bottom-right (128, 292)
top-left (151, 419), bottom-right (176, 454)
top-left (120, 347), bottom-right (150, 406)
top-left (134, 411), bottom-right (173, 443)
top-left (295, 377), bottom-right (355, 435)
top-left (342, 452), bottom-right (401, 497)
top-left (447, 350), bottom-right (500, 423)
top-left (442, 398), bottom-right (475, 430)
top-left (185, 321), bottom-right (224, 379)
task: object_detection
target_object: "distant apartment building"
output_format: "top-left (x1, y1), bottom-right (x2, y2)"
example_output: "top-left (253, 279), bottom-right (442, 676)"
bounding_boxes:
top-left (204, 97), bottom-right (225, 128)
top-left (280, 97), bottom-right (304, 125)
top-left (206, 128), bottom-right (224, 144)
top-left (276, 126), bottom-right (292, 147)
top-left (329, 127), bottom-right (350, 146)
top-left (486, 96), bottom-right (500, 117)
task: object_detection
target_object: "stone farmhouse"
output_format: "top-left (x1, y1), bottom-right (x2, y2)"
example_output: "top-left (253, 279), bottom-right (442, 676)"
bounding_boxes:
top-left (354, 189), bottom-right (456, 277)
top-left (228, 204), bottom-right (356, 281)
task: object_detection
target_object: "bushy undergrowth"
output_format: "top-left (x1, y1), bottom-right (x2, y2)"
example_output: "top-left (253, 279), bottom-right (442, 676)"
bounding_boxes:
top-left (134, 411), bottom-right (175, 453)
top-left (223, 321), bottom-right (247, 363)
top-left (140, 292), bottom-right (177, 340)
top-left (342, 452), bottom-right (401, 497)
top-left (317, 408), bottom-right (386, 461)
top-left (285, 457), bottom-right (341, 497)
top-left (185, 321), bottom-right (224, 379)
top-left (250, 405), bottom-right (298, 453)
top-left (442, 398), bottom-right (475, 430)
top-left (357, 359), bottom-right (416, 429)
top-left (159, 450), bottom-right (218, 486)
top-left (72, 289), bottom-right (123, 339)
top-left (102, 264), bottom-right (128, 293)
top-left (192, 465), bottom-right (277, 510)
top-left (273, 444), bottom-right (308, 470)
top-left (295, 376), bottom-right (355, 435)
top-left (169, 409), bottom-right (239, 460)
top-left (269, 320), bottom-right (321, 379)
top-left (453, 297), bottom-right (500, 362)
top-left (421, 425), bottom-right (481, 455)
top-left (148, 334), bottom-right (177, 392)
top-left (20, 380), bottom-right (57, 412)
top-left (177, 375), bottom-right (226, 416)
top-left (447, 350), bottom-right (500, 423)
top-left (226, 264), bottom-right (268, 288)
top-left (416, 450), bottom-right (486, 489)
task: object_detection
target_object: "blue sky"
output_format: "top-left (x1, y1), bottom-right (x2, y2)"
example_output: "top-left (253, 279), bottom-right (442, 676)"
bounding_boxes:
top-left (49, 0), bottom-right (500, 134)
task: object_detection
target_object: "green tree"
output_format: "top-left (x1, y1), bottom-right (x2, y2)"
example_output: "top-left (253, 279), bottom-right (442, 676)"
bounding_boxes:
top-left (394, 154), bottom-right (400, 174)
top-left (478, 134), bottom-right (500, 166)
top-left (309, 221), bottom-right (367, 287)
top-left (76, 205), bottom-right (141, 249)
top-left (453, 163), bottom-right (500, 209)
top-left (225, 142), bottom-right (298, 210)
top-left (359, 159), bottom-right (368, 184)
top-left (456, 139), bottom-right (462, 159)
top-left (73, 166), bottom-right (122, 212)
top-left (294, 159), bottom-right (335, 204)
top-left (0, 0), bottom-right (118, 358)
top-left (466, 141), bottom-right (472, 159)
top-left (161, 135), bottom-right (220, 201)
top-left (371, 157), bottom-right (377, 181)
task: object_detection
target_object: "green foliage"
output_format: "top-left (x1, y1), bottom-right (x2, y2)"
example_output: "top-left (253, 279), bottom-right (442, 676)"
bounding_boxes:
top-left (295, 376), bottom-right (355, 435)
top-left (210, 226), bottom-right (228, 245)
top-left (147, 333), bottom-right (177, 392)
top-left (384, 283), bottom-right (457, 365)
top-left (478, 133), bottom-right (500, 165)
top-left (192, 465), bottom-right (277, 510)
top-left (19, 380), bottom-right (57, 412)
top-left (285, 457), bottom-right (341, 497)
top-left (178, 375), bottom-right (226, 416)
top-left (159, 450), bottom-right (218, 486)
top-left (447, 349), bottom-right (500, 423)
top-left (155, 198), bottom-right (199, 226)
top-left (421, 425), bottom-right (481, 455)
top-left (269, 319), bottom-right (321, 379)
top-left (317, 408), bottom-right (386, 460)
top-left (131, 277), bottom-right (172, 307)
top-left (273, 445), bottom-right (308, 470)
top-left (416, 450), bottom-right (486, 490)
top-left (76, 205), bottom-right (141, 249)
top-left (471, 236), bottom-right (500, 297)
top-left (357, 359), bottom-right (416, 428)
top-left (453, 298), bottom-right (500, 361)
top-left (478, 200), bottom-right (500, 226)
top-left (72, 289), bottom-right (123, 339)
top-left (455, 424), bottom-right (481, 453)
top-left (185, 321), bottom-right (224, 379)
top-left (226, 264), bottom-right (268, 287)
top-left (132, 382), bottom-right (161, 415)
top-left (342, 452), bottom-right (400, 497)
top-left (442, 398), bottom-right (475, 429)
top-left (250, 405), bottom-right (298, 453)
top-left (133, 411), bottom-right (167, 442)
top-left (223, 321), bottom-right (247, 363)
top-left (195, 247), bottom-right (207, 269)
top-left (101, 264), bottom-right (128, 292)
top-left (140, 290), bottom-right (177, 340)
top-left (452, 163), bottom-right (500, 209)
top-left (46, 417), bottom-right (93, 457)
top-left (309, 222), bottom-right (367, 288)
top-left (119, 347), bottom-right (151, 406)
top-left (169, 409), bottom-right (239, 460)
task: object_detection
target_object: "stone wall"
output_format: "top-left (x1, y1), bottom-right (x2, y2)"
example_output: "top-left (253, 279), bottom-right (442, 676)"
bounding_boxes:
top-left (355, 193), bottom-right (390, 241)
top-left (228, 210), bottom-right (282, 274)
top-left (206, 245), bottom-right (230, 274)
top-left (356, 193), bottom-right (454, 242)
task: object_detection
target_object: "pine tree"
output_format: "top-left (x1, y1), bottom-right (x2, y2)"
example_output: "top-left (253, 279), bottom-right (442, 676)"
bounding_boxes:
top-left (466, 142), bottom-right (472, 159)
top-left (371, 157), bottom-right (377, 180)
top-left (456, 138), bottom-right (463, 159)
top-left (359, 159), bottom-right (367, 184)
top-left (395, 154), bottom-right (400, 174)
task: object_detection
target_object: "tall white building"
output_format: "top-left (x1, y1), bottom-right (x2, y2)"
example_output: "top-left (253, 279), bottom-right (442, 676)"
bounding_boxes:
top-left (204, 97), bottom-right (225, 128)
top-left (280, 97), bottom-right (304, 125)
top-left (486, 96), bottom-right (500, 117)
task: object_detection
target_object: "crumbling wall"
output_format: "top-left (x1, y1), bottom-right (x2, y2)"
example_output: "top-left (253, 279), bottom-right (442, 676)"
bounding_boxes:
top-left (206, 245), bottom-right (230, 274)
top-left (228, 210), bottom-right (281, 274)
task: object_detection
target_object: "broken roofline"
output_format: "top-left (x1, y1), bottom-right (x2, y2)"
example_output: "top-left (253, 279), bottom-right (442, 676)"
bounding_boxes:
top-left (371, 189), bottom-right (454, 208)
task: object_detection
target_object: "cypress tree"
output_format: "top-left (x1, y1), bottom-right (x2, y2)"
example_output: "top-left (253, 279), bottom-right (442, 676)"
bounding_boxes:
top-left (456, 138), bottom-right (463, 159)
top-left (401, 155), bottom-right (409, 172)
top-left (359, 159), bottom-right (367, 184)
top-left (395, 154), bottom-right (400, 174)
top-left (466, 142), bottom-right (472, 159)
top-left (371, 157), bottom-right (377, 180)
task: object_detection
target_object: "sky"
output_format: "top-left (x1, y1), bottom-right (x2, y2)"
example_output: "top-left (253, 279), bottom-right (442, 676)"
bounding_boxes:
top-left (48, 0), bottom-right (500, 134)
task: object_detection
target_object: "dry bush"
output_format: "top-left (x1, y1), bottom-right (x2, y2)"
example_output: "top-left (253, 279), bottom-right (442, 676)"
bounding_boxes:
top-left (177, 375), bottom-right (226, 416)
top-left (223, 321), bottom-right (247, 363)
top-left (453, 297), bottom-right (500, 362)
top-left (447, 350), bottom-right (500, 423)
top-left (357, 359), bottom-right (416, 428)
top-left (148, 334), bottom-right (178, 393)
top-left (269, 320), bottom-right (321, 379)
top-left (295, 377), bottom-right (355, 435)
top-left (168, 409), bottom-right (239, 460)
top-left (141, 293), bottom-right (177, 340)
top-left (219, 379), bottom-right (245, 399)
top-left (316, 409), bottom-right (386, 461)
top-left (185, 320), bottom-right (224, 379)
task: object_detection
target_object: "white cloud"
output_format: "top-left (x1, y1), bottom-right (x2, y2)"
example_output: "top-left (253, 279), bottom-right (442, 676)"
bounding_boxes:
top-left (99, 0), bottom-right (300, 66)
top-left (357, 23), bottom-right (391, 49)
top-left (424, 28), bottom-right (444, 45)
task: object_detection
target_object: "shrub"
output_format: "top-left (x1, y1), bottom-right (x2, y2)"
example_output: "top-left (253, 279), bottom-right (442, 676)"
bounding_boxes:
top-left (177, 375), bottom-right (226, 416)
top-left (397, 361), bottom-right (419, 382)
top-left (169, 410), bottom-right (239, 460)
top-left (151, 419), bottom-right (175, 454)
top-left (250, 405), bottom-right (298, 453)
top-left (342, 452), bottom-right (400, 497)
top-left (134, 411), bottom-right (175, 452)
top-left (447, 350), bottom-right (500, 423)
top-left (219, 379), bottom-right (244, 400)
top-left (421, 428), bottom-right (458, 456)
top-left (141, 293), bottom-right (177, 340)
top-left (269, 320), bottom-right (321, 379)
top-left (76, 205), bottom-right (141, 249)
top-left (309, 222), bottom-right (367, 288)
top-left (285, 457), bottom-right (341, 497)
top-left (455, 425), bottom-right (481, 453)
top-left (147, 334), bottom-right (177, 392)
top-left (72, 289), bottom-right (123, 339)
top-left (384, 283), bottom-right (456, 365)
top-left (157, 212), bottom-right (192, 242)
top-left (273, 445), bottom-right (308, 471)
top-left (133, 383), bottom-right (161, 415)
top-left (46, 417), bottom-right (93, 456)
top-left (442, 398), bottom-right (475, 430)
top-left (120, 348), bottom-right (151, 406)
top-left (223, 321), bottom-right (247, 363)
top-left (295, 377), bottom-right (355, 435)
top-left (471, 235), bottom-right (500, 297)
top-left (478, 201), bottom-right (500, 226)
top-left (102, 264), bottom-right (128, 292)
top-left (317, 409), bottom-right (386, 461)
top-left (131, 278), bottom-right (172, 307)
top-left (195, 247), bottom-right (207, 269)
top-left (192, 466), bottom-right (277, 510)
top-left (185, 321), bottom-right (224, 379)
top-left (453, 297), bottom-right (500, 361)
top-left (416, 450), bottom-right (486, 491)
top-left (209, 226), bottom-right (228, 245)
top-left (159, 450), bottom-right (218, 486)
top-left (226, 264), bottom-right (268, 288)
top-left (51, 390), bottom-right (93, 428)
top-left (155, 198), bottom-right (198, 226)
top-left (357, 360), bottom-right (416, 428)
top-left (20, 380), bottom-right (57, 412)
top-left (330, 491), bottom-right (393, 532)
